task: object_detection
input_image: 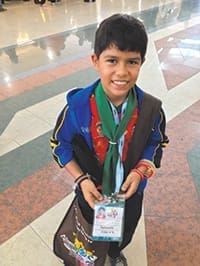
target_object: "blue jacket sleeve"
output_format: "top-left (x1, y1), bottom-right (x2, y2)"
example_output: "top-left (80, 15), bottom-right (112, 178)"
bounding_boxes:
top-left (140, 108), bottom-right (168, 168)
top-left (50, 105), bottom-right (77, 167)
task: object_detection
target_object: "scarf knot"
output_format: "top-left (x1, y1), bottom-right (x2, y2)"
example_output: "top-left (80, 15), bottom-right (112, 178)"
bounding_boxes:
top-left (109, 140), bottom-right (117, 145)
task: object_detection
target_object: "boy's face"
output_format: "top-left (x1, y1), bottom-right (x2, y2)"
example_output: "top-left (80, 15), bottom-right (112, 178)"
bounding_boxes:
top-left (91, 45), bottom-right (143, 106)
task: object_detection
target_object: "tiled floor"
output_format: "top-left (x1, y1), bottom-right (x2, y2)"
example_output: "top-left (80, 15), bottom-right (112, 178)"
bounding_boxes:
top-left (0, 0), bottom-right (200, 265)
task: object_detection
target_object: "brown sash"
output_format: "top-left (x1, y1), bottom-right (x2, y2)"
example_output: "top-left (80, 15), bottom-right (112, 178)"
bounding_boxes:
top-left (124, 92), bottom-right (161, 176)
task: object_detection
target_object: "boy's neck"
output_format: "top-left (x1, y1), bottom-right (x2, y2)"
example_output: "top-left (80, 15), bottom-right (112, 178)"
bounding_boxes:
top-left (107, 95), bottom-right (128, 107)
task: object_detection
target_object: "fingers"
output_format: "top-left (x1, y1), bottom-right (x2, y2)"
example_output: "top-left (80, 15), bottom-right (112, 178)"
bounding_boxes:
top-left (80, 179), bottom-right (104, 209)
top-left (121, 179), bottom-right (130, 193)
top-left (120, 173), bottom-right (141, 199)
top-left (121, 183), bottom-right (135, 199)
top-left (79, 173), bottom-right (142, 207)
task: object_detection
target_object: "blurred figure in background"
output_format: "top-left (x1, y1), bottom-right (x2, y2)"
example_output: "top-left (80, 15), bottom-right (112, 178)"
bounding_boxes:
top-left (0, 0), bottom-right (6, 12)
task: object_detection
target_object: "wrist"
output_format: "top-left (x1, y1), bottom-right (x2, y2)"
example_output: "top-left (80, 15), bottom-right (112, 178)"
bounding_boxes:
top-left (73, 173), bottom-right (91, 190)
top-left (74, 173), bottom-right (85, 182)
top-left (131, 168), bottom-right (145, 180)
top-left (135, 160), bottom-right (156, 178)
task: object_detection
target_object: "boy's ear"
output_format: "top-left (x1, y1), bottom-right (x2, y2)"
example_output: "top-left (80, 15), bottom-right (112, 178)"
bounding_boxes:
top-left (91, 54), bottom-right (99, 70)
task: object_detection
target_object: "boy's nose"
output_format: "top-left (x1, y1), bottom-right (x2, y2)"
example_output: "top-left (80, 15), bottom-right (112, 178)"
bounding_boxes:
top-left (116, 63), bottom-right (128, 76)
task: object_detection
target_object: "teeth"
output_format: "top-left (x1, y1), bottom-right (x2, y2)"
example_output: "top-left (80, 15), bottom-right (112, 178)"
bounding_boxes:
top-left (113, 81), bottom-right (127, 85)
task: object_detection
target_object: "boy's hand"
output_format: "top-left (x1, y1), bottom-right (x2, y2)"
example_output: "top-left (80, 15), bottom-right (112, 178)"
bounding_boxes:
top-left (120, 171), bottom-right (142, 199)
top-left (80, 179), bottom-right (104, 209)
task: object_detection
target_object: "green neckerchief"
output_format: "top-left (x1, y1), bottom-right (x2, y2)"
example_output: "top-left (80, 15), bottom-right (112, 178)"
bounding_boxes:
top-left (95, 82), bottom-right (137, 196)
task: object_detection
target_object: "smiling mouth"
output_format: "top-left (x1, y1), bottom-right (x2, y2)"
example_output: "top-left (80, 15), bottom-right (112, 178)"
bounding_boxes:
top-left (112, 80), bottom-right (129, 85)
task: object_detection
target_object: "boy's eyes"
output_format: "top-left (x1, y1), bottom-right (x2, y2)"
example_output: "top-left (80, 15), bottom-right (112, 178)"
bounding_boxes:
top-left (128, 60), bottom-right (139, 65)
top-left (107, 58), bottom-right (117, 64)
top-left (106, 58), bottom-right (140, 65)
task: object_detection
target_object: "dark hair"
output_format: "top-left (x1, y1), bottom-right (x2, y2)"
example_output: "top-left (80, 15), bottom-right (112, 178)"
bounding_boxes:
top-left (94, 14), bottom-right (148, 61)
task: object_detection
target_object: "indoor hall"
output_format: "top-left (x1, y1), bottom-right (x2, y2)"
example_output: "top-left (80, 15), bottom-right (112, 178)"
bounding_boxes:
top-left (0, 0), bottom-right (200, 265)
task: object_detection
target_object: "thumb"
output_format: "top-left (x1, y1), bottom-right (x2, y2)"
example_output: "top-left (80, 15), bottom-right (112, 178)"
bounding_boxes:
top-left (93, 190), bottom-right (104, 201)
top-left (121, 180), bottom-right (129, 192)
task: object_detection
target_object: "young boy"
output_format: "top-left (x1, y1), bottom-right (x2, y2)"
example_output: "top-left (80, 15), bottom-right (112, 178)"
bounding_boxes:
top-left (51, 14), bottom-right (168, 266)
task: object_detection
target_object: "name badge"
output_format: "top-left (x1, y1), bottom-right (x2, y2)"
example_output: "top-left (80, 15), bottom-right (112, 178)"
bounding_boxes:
top-left (92, 195), bottom-right (125, 242)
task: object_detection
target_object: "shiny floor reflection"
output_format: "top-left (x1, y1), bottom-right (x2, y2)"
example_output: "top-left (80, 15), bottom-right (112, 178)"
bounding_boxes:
top-left (0, 0), bottom-right (199, 86)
